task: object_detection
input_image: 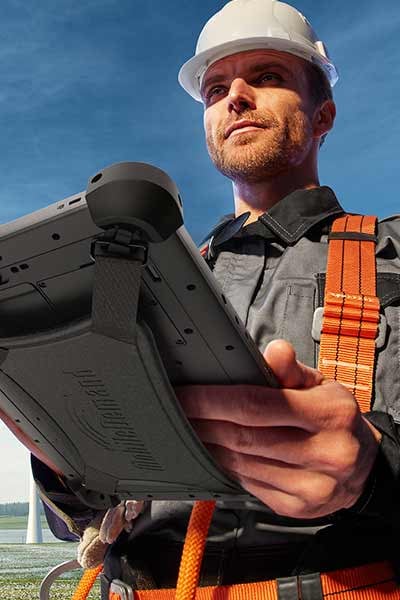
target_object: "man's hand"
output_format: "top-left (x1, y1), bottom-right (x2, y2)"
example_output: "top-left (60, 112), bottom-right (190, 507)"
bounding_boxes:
top-left (77, 500), bottom-right (144, 568)
top-left (175, 340), bottom-right (382, 520)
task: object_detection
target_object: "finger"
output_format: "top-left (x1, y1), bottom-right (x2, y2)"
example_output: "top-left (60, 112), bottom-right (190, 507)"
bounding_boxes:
top-left (207, 443), bottom-right (339, 504)
top-left (77, 512), bottom-right (108, 569)
top-left (77, 536), bottom-right (108, 569)
top-left (99, 503), bottom-right (126, 545)
top-left (264, 339), bottom-right (323, 389)
top-left (124, 500), bottom-right (144, 522)
top-left (220, 468), bottom-right (312, 519)
top-left (195, 419), bottom-right (313, 466)
top-left (193, 419), bottom-right (358, 473)
top-left (233, 472), bottom-right (349, 519)
top-left (176, 379), bottom-right (356, 432)
top-left (176, 384), bottom-right (324, 430)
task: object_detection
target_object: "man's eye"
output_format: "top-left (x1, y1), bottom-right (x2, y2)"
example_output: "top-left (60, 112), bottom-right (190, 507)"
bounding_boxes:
top-left (207, 85), bottom-right (226, 99)
top-left (258, 73), bottom-right (281, 83)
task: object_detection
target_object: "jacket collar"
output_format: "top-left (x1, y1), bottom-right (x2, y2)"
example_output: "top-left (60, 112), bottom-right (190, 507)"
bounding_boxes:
top-left (204, 186), bottom-right (344, 250)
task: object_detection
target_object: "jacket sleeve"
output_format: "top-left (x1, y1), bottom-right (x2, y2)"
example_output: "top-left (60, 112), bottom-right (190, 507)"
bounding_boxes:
top-left (31, 454), bottom-right (104, 541)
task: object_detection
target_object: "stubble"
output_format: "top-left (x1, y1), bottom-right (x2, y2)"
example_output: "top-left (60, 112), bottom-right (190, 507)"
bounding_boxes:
top-left (205, 109), bottom-right (314, 184)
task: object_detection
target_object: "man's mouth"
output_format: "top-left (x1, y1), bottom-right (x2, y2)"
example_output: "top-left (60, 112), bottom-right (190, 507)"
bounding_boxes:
top-left (224, 120), bottom-right (266, 139)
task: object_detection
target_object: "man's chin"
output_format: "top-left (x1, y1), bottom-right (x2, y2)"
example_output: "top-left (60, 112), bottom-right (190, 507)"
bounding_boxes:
top-left (214, 152), bottom-right (289, 182)
top-left (219, 146), bottom-right (278, 171)
top-left (216, 164), bottom-right (279, 183)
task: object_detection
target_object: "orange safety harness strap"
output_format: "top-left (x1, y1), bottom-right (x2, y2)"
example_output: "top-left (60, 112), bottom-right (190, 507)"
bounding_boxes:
top-left (121, 561), bottom-right (399, 599)
top-left (317, 214), bottom-right (380, 413)
top-left (71, 563), bottom-right (102, 600)
top-left (175, 500), bottom-right (216, 600)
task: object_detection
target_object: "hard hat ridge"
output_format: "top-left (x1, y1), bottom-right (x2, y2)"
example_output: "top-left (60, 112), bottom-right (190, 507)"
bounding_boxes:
top-left (178, 0), bottom-right (338, 102)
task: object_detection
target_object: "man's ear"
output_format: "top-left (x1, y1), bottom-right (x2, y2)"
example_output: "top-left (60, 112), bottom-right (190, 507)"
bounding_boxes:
top-left (313, 99), bottom-right (336, 140)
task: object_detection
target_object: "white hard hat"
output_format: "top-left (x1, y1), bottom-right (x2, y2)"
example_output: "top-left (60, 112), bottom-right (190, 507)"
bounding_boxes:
top-left (178, 0), bottom-right (338, 102)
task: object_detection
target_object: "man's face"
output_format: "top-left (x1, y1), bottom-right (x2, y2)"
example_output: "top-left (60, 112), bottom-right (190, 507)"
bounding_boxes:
top-left (202, 49), bottom-right (318, 183)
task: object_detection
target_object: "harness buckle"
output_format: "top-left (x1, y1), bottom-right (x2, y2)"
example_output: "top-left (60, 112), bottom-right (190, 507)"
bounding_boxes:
top-left (312, 307), bottom-right (387, 349)
top-left (109, 579), bottom-right (134, 600)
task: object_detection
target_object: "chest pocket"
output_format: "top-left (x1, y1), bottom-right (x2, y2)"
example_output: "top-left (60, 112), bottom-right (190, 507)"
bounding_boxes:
top-left (316, 272), bottom-right (400, 418)
top-left (280, 282), bottom-right (316, 368)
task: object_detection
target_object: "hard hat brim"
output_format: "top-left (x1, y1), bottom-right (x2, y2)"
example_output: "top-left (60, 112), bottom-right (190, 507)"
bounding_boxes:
top-left (178, 37), bottom-right (338, 102)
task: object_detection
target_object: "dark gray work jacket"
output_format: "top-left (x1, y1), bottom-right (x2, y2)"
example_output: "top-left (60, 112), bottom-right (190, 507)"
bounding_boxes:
top-left (33, 186), bottom-right (400, 587)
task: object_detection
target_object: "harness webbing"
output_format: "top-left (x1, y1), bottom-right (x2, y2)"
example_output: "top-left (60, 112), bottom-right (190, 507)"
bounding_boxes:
top-left (71, 563), bottom-right (102, 600)
top-left (175, 500), bottom-right (216, 600)
top-left (127, 561), bottom-right (399, 598)
top-left (318, 215), bottom-right (379, 412)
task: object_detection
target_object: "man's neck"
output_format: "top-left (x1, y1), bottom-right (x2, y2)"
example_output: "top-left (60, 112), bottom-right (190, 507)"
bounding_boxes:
top-left (232, 172), bottom-right (320, 224)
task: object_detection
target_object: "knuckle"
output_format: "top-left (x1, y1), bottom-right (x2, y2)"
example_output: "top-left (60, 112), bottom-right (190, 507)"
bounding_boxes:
top-left (305, 431), bottom-right (359, 476)
top-left (264, 487), bottom-right (339, 520)
top-left (321, 444), bottom-right (356, 476)
top-left (267, 495), bottom-right (308, 519)
top-left (292, 475), bottom-right (337, 507)
top-left (283, 500), bottom-right (310, 520)
top-left (337, 403), bottom-right (359, 431)
top-left (308, 479), bottom-right (338, 508)
top-left (322, 384), bottom-right (360, 430)
top-left (270, 475), bottom-right (346, 518)
top-left (280, 495), bottom-right (331, 519)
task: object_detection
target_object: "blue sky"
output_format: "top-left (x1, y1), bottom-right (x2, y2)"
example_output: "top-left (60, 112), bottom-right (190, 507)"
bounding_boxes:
top-left (0, 0), bottom-right (399, 501)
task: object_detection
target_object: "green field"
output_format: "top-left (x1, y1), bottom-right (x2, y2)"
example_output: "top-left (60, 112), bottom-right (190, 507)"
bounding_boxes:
top-left (0, 543), bottom-right (100, 599)
top-left (1, 580), bottom-right (101, 600)
top-left (0, 515), bottom-right (49, 530)
top-left (0, 518), bottom-right (102, 598)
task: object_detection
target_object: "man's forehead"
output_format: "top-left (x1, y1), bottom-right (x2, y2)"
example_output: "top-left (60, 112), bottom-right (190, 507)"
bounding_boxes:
top-left (203, 49), bottom-right (301, 82)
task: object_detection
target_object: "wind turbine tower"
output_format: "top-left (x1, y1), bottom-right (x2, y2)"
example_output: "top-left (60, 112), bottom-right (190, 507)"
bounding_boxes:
top-left (26, 468), bottom-right (43, 544)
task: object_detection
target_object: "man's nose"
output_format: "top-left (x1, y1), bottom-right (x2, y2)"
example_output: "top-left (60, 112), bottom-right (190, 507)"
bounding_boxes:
top-left (227, 78), bottom-right (256, 113)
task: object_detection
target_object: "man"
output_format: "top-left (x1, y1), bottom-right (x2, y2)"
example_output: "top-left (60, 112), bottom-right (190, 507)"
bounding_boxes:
top-left (176, 1), bottom-right (381, 522)
top-left (10, 0), bottom-right (400, 598)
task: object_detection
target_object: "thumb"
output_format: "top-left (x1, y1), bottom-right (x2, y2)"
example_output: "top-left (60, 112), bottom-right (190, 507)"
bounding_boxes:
top-left (264, 339), bottom-right (323, 389)
top-left (99, 503), bottom-right (126, 544)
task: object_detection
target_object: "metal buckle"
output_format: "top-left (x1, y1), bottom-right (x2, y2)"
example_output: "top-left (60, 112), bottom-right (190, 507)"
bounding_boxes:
top-left (109, 579), bottom-right (134, 600)
top-left (312, 307), bottom-right (387, 349)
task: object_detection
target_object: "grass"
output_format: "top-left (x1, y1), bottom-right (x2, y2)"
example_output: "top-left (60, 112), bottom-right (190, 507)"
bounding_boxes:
top-left (0, 543), bottom-right (101, 599)
top-left (0, 516), bottom-right (102, 598)
top-left (0, 515), bottom-right (49, 530)
top-left (1, 578), bottom-right (101, 599)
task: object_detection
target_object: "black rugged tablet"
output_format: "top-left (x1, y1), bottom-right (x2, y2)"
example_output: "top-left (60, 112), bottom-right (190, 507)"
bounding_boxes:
top-left (0, 162), bottom-right (277, 508)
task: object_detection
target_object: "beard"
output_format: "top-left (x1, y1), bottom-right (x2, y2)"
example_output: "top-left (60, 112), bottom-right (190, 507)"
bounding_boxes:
top-left (205, 109), bottom-right (314, 184)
